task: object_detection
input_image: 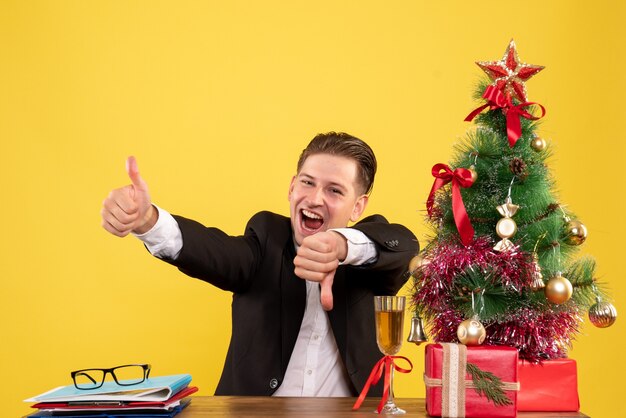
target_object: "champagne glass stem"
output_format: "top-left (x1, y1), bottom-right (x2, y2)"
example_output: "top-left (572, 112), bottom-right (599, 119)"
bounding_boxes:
top-left (387, 367), bottom-right (396, 408)
top-left (379, 366), bottom-right (404, 414)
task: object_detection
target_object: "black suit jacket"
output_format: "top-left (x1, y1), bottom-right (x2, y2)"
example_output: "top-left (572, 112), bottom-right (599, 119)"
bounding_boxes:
top-left (165, 211), bottom-right (418, 396)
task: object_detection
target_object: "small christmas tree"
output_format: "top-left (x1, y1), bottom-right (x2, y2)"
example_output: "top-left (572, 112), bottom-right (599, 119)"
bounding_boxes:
top-left (410, 40), bottom-right (617, 362)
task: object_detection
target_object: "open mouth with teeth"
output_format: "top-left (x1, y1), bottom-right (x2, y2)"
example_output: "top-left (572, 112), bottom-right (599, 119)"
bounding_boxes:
top-left (301, 209), bottom-right (325, 232)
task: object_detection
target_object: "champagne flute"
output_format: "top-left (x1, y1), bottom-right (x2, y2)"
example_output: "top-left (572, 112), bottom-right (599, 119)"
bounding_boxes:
top-left (374, 296), bottom-right (406, 415)
top-left (374, 295), bottom-right (406, 414)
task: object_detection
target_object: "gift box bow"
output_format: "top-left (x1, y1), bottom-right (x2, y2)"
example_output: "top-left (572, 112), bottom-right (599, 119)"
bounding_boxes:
top-left (424, 343), bottom-right (520, 418)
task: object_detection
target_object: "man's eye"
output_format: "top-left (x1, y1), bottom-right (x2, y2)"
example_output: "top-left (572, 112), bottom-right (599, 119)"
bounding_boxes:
top-left (330, 188), bottom-right (344, 195)
top-left (301, 179), bottom-right (313, 186)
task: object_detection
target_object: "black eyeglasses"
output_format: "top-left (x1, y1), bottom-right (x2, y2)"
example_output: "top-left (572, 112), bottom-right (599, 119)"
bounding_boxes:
top-left (71, 364), bottom-right (151, 390)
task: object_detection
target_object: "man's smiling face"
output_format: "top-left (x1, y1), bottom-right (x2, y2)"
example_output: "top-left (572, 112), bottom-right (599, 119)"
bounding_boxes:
top-left (288, 153), bottom-right (368, 245)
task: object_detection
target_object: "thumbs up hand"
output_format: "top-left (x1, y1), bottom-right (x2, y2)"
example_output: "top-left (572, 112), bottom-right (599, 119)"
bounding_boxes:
top-left (101, 156), bottom-right (157, 237)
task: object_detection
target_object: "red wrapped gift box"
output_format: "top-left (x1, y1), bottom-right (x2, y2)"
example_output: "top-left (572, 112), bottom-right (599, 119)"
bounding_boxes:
top-left (517, 358), bottom-right (579, 411)
top-left (425, 343), bottom-right (519, 418)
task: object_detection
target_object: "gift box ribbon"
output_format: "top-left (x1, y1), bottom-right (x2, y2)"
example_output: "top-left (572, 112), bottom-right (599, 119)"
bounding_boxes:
top-left (423, 344), bottom-right (520, 418)
top-left (352, 355), bottom-right (413, 413)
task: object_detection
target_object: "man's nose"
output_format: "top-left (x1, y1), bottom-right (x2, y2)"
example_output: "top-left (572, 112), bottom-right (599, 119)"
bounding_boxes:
top-left (308, 186), bottom-right (324, 205)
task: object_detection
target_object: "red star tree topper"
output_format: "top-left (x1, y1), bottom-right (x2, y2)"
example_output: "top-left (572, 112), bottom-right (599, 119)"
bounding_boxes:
top-left (476, 39), bottom-right (544, 102)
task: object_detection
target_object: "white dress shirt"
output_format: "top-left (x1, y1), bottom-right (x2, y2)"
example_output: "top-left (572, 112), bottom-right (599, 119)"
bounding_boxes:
top-left (134, 206), bottom-right (378, 396)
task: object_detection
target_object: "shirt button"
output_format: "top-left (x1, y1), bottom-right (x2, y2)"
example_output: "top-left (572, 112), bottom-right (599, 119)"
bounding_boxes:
top-left (306, 370), bottom-right (312, 375)
top-left (269, 378), bottom-right (279, 389)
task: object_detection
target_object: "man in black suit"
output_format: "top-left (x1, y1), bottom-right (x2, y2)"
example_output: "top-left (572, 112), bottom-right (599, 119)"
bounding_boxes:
top-left (101, 132), bottom-right (418, 396)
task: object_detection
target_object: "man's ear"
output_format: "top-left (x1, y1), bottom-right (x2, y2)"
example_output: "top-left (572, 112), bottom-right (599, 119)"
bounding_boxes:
top-left (288, 176), bottom-right (296, 200)
top-left (350, 194), bottom-right (369, 222)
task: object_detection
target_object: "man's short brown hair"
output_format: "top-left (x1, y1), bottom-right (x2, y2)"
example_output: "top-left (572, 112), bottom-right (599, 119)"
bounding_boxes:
top-left (297, 132), bottom-right (377, 195)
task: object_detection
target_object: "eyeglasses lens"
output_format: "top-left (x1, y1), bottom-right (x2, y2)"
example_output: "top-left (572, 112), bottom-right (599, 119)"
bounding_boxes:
top-left (74, 370), bottom-right (105, 389)
top-left (113, 365), bottom-right (147, 385)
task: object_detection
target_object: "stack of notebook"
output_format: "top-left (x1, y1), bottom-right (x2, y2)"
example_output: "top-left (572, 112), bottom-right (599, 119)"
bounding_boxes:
top-left (24, 374), bottom-right (198, 418)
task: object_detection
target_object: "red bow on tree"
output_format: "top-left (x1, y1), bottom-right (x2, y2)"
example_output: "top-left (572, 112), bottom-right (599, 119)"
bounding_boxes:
top-left (427, 163), bottom-right (475, 246)
top-left (465, 85), bottom-right (546, 147)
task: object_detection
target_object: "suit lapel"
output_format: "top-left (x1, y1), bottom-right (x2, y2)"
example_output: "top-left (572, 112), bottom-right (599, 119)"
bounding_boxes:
top-left (280, 238), bottom-right (306, 375)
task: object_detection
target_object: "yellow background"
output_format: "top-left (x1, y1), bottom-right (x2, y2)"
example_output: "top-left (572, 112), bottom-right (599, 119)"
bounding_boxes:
top-left (1, 1), bottom-right (624, 417)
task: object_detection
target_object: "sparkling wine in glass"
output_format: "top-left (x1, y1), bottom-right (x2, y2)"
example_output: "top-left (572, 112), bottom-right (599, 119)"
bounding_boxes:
top-left (374, 295), bottom-right (406, 414)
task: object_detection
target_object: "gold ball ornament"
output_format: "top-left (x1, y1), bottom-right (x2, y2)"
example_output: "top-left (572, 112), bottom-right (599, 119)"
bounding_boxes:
top-left (564, 220), bottom-right (588, 246)
top-left (496, 217), bottom-right (518, 239)
top-left (469, 165), bottom-right (478, 183)
top-left (457, 317), bottom-right (486, 346)
top-left (409, 254), bottom-right (430, 275)
top-left (530, 136), bottom-right (547, 152)
top-left (589, 298), bottom-right (617, 328)
top-left (545, 273), bottom-right (573, 305)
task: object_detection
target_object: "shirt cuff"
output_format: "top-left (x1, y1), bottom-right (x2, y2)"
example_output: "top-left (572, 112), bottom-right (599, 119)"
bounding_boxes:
top-left (330, 228), bottom-right (378, 266)
top-left (132, 205), bottom-right (183, 259)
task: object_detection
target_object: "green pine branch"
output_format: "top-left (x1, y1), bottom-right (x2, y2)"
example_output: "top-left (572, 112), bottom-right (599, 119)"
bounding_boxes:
top-left (466, 362), bottom-right (513, 406)
top-left (453, 267), bottom-right (525, 321)
top-left (565, 257), bottom-right (601, 308)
